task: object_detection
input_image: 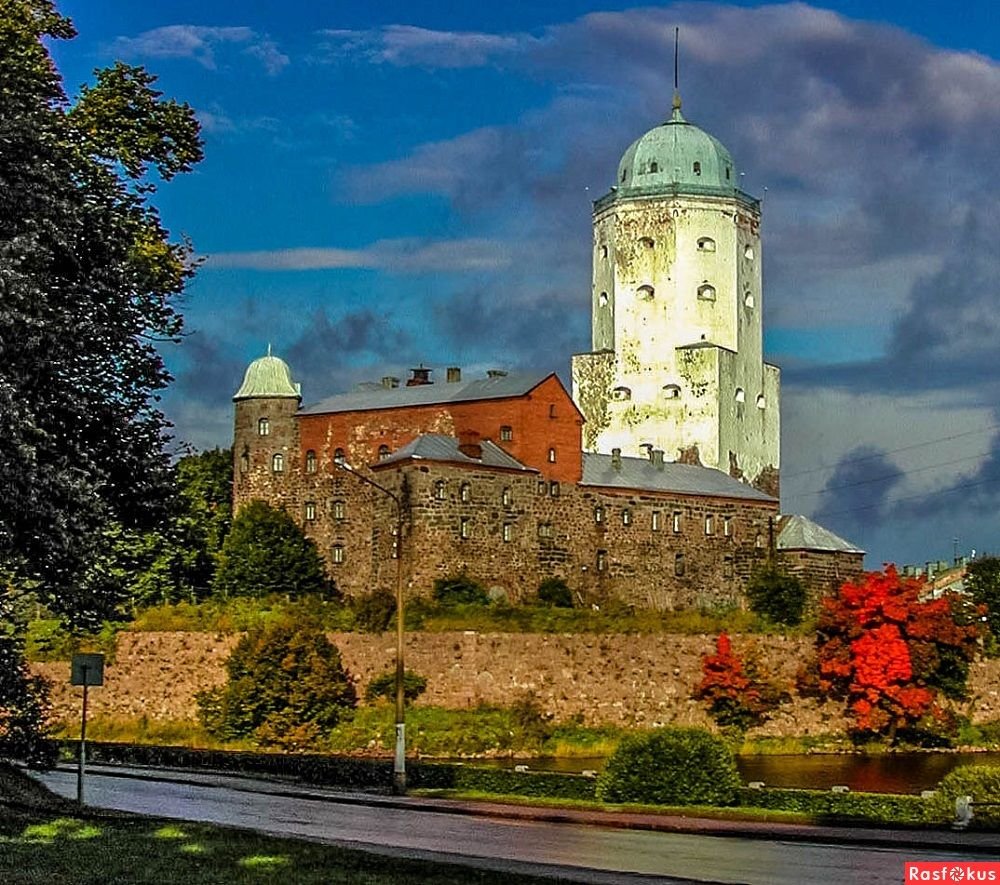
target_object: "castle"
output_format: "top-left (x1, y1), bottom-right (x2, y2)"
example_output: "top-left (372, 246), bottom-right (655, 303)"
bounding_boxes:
top-left (231, 91), bottom-right (863, 608)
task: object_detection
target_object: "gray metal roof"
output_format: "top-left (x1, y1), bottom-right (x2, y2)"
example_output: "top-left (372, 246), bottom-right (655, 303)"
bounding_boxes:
top-left (301, 373), bottom-right (556, 415)
top-left (777, 514), bottom-right (864, 553)
top-left (581, 453), bottom-right (778, 502)
top-left (373, 434), bottom-right (535, 472)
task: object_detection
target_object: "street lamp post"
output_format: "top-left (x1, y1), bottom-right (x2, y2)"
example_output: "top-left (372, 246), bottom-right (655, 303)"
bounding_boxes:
top-left (336, 457), bottom-right (407, 795)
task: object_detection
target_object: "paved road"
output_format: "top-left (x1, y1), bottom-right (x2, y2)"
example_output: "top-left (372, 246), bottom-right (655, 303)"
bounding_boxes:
top-left (35, 767), bottom-right (990, 884)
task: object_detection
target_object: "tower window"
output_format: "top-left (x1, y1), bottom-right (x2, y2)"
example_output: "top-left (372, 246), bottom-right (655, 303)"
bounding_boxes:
top-left (621, 168), bottom-right (626, 182)
top-left (697, 237), bottom-right (716, 252)
top-left (652, 511), bottom-right (661, 532)
top-left (622, 508), bottom-right (632, 526)
top-left (693, 161), bottom-right (701, 176)
top-left (705, 514), bottom-right (715, 535)
top-left (672, 511), bottom-right (682, 533)
top-left (548, 447), bottom-right (556, 463)
top-left (675, 552), bottom-right (685, 576)
top-left (460, 482), bottom-right (471, 503)
top-left (304, 501), bottom-right (316, 521)
top-left (637, 284), bottom-right (655, 301)
top-left (649, 161), bottom-right (659, 173)
top-left (598, 292), bottom-right (609, 307)
top-left (537, 479), bottom-right (547, 495)
top-left (460, 517), bottom-right (471, 539)
top-left (744, 245), bottom-right (755, 261)
top-left (597, 549), bottom-right (607, 572)
top-left (332, 544), bottom-right (345, 564)
top-left (697, 283), bottom-right (717, 302)
top-left (500, 425), bottom-right (513, 441)
top-left (550, 481), bottom-right (560, 497)
top-left (600, 245), bottom-right (608, 259)
top-left (639, 236), bottom-right (654, 249)
top-left (378, 444), bottom-right (390, 461)
top-left (757, 394), bottom-right (766, 409)
top-left (735, 388), bottom-right (746, 404)
top-left (594, 505), bottom-right (604, 524)
top-left (663, 384), bottom-right (681, 399)
top-left (744, 292), bottom-right (755, 309)
top-left (271, 453), bottom-right (284, 473)
top-left (333, 447), bottom-right (345, 464)
top-left (503, 523), bottom-right (513, 543)
top-left (502, 487), bottom-right (512, 508)
top-left (333, 500), bottom-right (345, 520)
top-left (434, 480), bottom-right (446, 500)
top-left (724, 516), bottom-right (733, 537)
top-left (305, 450), bottom-right (317, 473)
top-left (611, 386), bottom-right (632, 401)
top-left (726, 167), bottom-right (731, 180)
top-left (258, 417), bottom-right (270, 436)
top-left (239, 449), bottom-right (249, 473)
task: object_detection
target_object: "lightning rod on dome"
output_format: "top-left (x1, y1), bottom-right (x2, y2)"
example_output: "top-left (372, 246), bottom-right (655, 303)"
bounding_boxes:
top-left (267, 342), bottom-right (272, 357)
top-left (672, 26), bottom-right (681, 113)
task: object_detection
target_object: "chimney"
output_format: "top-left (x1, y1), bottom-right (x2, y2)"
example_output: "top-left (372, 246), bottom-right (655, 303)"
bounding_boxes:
top-left (406, 366), bottom-right (433, 386)
top-left (380, 376), bottom-right (400, 389)
top-left (611, 447), bottom-right (622, 470)
top-left (457, 429), bottom-right (482, 460)
top-left (639, 443), bottom-right (653, 459)
top-left (446, 366), bottom-right (462, 383)
top-left (486, 369), bottom-right (508, 379)
top-left (652, 449), bottom-right (665, 469)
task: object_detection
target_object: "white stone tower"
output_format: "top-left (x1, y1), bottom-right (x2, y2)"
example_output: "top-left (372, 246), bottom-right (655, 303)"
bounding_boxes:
top-left (572, 92), bottom-right (780, 496)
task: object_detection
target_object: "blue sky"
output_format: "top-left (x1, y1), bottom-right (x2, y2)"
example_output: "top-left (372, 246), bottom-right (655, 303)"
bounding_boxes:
top-left (52, 1), bottom-right (1000, 567)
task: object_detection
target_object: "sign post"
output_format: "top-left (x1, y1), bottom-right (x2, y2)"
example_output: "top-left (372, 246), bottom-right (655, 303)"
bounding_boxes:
top-left (70, 653), bottom-right (104, 805)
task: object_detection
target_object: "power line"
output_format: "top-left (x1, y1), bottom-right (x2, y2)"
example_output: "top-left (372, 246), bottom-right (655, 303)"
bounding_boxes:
top-left (811, 472), bottom-right (1000, 519)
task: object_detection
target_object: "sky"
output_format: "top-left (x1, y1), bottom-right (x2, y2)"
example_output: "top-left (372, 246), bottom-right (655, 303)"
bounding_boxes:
top-left (50, 0), bottom-right (1000, 568)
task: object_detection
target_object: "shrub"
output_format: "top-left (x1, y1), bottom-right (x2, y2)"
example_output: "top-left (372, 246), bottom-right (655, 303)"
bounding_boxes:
top-left (364, 669), bottom-right (428, 703)
top-left (353, 588), bottom-right (396, 632)
top-left (596, 727), bottom-right (740, 807)
top-left (536, 578), bottom-right (573, 608)
top-left (197, 620), bottom-right (356, 748)
top-left (694, 633), bottom-right (786, 732)
top-left (965, 557), bottom-right (1000, 643)
top-left (432, 574), bottom-right (489, 607)
top-left (746, 565), bottom-right (807, 626)
top-left (926, 765), bottom-right (1000, 827)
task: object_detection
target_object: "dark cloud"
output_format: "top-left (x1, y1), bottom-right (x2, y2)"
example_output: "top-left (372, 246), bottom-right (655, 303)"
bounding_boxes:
top-left (814, 445), bottom-right (905, 533)
top-left (173, 330), bottom-right (247, 405)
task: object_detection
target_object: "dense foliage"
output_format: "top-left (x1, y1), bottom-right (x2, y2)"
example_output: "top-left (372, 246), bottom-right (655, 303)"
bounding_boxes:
top-left (0, 0), bottom-right (202, 624)
top-left (965, 556), bottom-right (1000, 648)
top-left (804, 566), bottom-right (982, 742)
top-left (926, 765), bottom-right (1000, 828)
top-left (214, 501), bottom-right (333, 599)
top-left (197, 620), bottom-right (356, 748)
top-left (536, 578), bottom-right (574, 608)
top-left (746, 565), bottom-right (807, 626)
top-left (353, 588), bottom-right (396, 632)
top-left (432, 574), bottom-right (489, 606)
top-left (596, 727), bottom-right (740, 806)
top-left (694, 633), bottom-right (786, 731)
top-left (365, 669), bottom-right (428, 703)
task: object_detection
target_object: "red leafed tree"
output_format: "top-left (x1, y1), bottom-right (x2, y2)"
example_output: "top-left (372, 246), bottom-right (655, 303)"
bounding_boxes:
top-left (695, 633), bottom-right (784, 731)
top-left (810, 566), bottom-right (982, 742)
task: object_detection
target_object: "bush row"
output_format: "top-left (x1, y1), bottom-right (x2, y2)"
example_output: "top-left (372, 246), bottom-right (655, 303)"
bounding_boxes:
top-left (737, 787), bottom-right (929, 825)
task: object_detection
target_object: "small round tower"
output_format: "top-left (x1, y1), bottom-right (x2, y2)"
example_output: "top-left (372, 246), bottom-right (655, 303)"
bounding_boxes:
top-left (232, 349), bottom-right (302, 511)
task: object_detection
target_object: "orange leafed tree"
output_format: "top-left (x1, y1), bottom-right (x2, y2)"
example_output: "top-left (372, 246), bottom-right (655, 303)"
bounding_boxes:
top-left (696, 633), bottom-right (784, 731)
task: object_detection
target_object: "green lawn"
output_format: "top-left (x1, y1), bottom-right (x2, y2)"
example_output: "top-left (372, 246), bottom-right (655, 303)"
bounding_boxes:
top-left (0, 810), bottom-right (565, 885)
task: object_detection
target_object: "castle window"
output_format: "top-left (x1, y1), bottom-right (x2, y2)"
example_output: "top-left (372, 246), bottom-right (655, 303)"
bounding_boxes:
top-left (705, 514), bottom-right (715, 535)
top-left (622, 508), bottom-right (632, 526)
top-left (723, 556), bottom-right (734, 578)
top-left (378, 444), bottom-right (391, 461)
top-left (502, 487), bottom-right (512, 508)
top-left (549, 404), bottom-right (557, 418)
top-left (500, 425), bottom-right (513, 442)
top-left (724, 516), bottom-right (732, 537)
top-left (239, 450), bottom-right (249, 473)
top-left (538, 522), bottom-right (553, 539)
top-left (434, 480), bottom-right (446, 500)
top-left (550, 481), bottom-right (560, 497)
top-left (672, 511), bottom-right (682, 533)
top-left (258, 417), bottom-right (270, 436)
top-left (755, 533), bottom-right (765, 549)
top-left (639, 236), bottom-right (654, 249)
top-left (663, 383), bottom-right (681, 399)
top-left (744, 245), bottom-right (755, 261)
top-left (596, 549), bottom-right (607, 572)
top-left (304, 501), bottom-right (316, 521)
top-left (548, 447), bottom-right (556, 463)
top-left (652, 511), bottom-right (661, 532)
top-left (271, 453), bottom-right (284, 473)
top-left (305, 450), bottom-right (317, 473)
top-left (744, 291), bottom-right (755, 309)
top-left (537, 479), bottom-right (547, 495)
top-left (333, 500), bottom-right (345, 520)
top-left (735, 387), bottom-right (745, 404)
top-left (502, 523), bottom-right (513, 543)
top-left (333, 447), bottom-right (345, 465)
top-left (598, 291), bottom-right (609, 307)
top-left (332, 544), bottom-right (345, 564)
top-left (674, 552), bottom-right (685, 576)
top-left (611, 386), bottom-right (631, 401)
top-left (697, 237), bottom-right (716, 252)
top-left (594, 505), bottom-right (604, 524)
top-left (460, 482), bottom-right (471, 503)
top-left (693, 161), bottom-right (701, 176)
top-left (600, 245), bottom-right (608, 259)
top-left (460, 517), bottom-right (471, 540)
top-left (697, 283), bottom-right (716, 302)
top-left (756, 394), bottom-right (766, 409)
top-left (637, 284), bottom-right (655, 301)
top-left (649, 161), bottom-right (659, 173)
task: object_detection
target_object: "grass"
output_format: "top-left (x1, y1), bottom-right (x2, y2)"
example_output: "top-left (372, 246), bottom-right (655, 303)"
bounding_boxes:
top-left (49, 716), bottom-right (254, 751)
top-left (0, 811), bottom-right (564, 884)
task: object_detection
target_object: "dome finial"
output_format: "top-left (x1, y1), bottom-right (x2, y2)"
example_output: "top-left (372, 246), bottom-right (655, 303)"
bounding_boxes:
top-left (671, 26), bottom-right (684, 122)
top-left (267, 342), bottom-right (272, 357)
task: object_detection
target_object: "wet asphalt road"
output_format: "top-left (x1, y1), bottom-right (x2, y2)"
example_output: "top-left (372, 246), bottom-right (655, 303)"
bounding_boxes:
top-left (34, 767), bottom-right (991, 884)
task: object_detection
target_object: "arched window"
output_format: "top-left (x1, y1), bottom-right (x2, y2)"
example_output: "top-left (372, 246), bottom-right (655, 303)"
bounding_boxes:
top-left (600, 245), bottom-right (608, 259)
top-left (548, 447), bottom-right (556, 463)
top-left (637, 284), bottom-right (655, 301)
top-left (756, 394), bottom-right (766, 409)
top-left (304, 501), bottom-right (316, 521)
top-left (594, 505), bottom-right (604, 524)
top-left (621, 168), bottom-right (626, 183)
top-left (735, 388), bottom-right (746, 404)
top-left (744, 291), bottom-right (755, 309)
top-left (271, 453), bottom-right (284, 473)
top-left (434, 480), bottom-right (446, 500)
top-left (333, 447), bottom-right (345, 465)
top-left (611, 386), bottom-right (632, 401)
top-left (622, 508), bottom-right (632, 526)
top-left (239, 449), bottom-right (249, 473)
top-left (460, 482), bottom-right (471, 503)
top-left (705, 514), bottom-right (715, 535)
top-left (674, 552), bottom-right (685, 576)
top-left (697, 237), bottom-right (716, 252)
top-left (662, 383), bottom-right (681, 399)
top-left (258, 417), bottom-right (269, 436)
top-left (598, 292), bottom-right (609, 307)
top-left (332, 544), bottom-right (345, 564)
top-left (378, 444), bottom-right (390, 461)
top-left (332, 500), bottom-right (345, 520)
top-left (697, 283), bottom-right (716, 302)
top-left (305, 450), bottom-right (317, 473)
top-left (639, 236), bottom-right (655, 249)
top-left (649, 161), bottom-right (659, 173)
top-left (693, 161), bottom-right (701, 176)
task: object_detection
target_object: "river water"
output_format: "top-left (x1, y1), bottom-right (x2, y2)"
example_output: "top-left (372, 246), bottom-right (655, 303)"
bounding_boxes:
top-left (470, 752), bottom-right (1000, 794)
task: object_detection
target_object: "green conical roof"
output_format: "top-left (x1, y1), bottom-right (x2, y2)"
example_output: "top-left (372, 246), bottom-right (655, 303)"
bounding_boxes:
top-left (616, 97), bottom-right (738, 195)
top-left (233, 351), bottom-right (301, 401)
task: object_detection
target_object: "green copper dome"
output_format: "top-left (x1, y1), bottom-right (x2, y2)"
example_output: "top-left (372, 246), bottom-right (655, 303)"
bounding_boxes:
top-left (616, 97), bottom-right (737, 194)
top-left (233, 350), bottom-right (301, 401)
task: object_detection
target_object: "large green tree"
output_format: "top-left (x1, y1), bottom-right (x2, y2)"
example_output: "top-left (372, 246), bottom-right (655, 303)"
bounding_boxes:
top-left (965, 556), bottom-right (1000, 647)
top-left (0, 0), bottom-right (202, 625)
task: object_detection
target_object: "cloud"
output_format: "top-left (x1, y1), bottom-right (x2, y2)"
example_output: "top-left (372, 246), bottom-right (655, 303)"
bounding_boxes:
top-left (113, 25), bottom-right (289, 74)
top-left (318, 25), bottom-right (529, 68)
top-left (204, 238), bottom-right (511, 273)
top-left (814, 445), bottom-right (905, 532)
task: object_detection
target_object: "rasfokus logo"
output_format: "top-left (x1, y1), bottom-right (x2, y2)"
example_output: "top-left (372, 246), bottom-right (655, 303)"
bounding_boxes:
top-left (906, 863), bottom-right (1000, 882)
